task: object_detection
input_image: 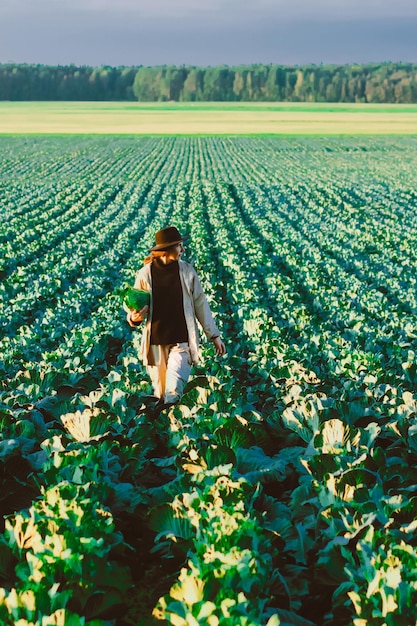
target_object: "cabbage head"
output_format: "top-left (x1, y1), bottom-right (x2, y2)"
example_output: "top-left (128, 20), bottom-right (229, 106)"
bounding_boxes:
top-left (121, 287), bottom-right (150, 310)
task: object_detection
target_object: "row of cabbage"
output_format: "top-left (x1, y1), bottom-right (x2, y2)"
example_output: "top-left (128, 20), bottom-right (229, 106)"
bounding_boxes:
top-left (1, 135), bottom-right (417, 625)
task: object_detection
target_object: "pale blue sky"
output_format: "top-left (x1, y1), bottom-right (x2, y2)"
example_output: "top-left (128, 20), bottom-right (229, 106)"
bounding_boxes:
top-left (1, 0), bottom-right (416, 66)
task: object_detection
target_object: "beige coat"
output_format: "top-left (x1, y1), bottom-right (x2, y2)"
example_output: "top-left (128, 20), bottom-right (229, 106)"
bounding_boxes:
top-left (127, 260), bottom-right (220, 366)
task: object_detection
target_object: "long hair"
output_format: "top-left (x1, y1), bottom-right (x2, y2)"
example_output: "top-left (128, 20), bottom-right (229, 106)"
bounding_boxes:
top-left (143, 247), bottom-right (176, 265)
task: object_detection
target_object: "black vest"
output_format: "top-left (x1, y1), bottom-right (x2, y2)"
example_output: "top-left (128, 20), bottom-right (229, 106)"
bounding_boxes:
top-left (150, 259), bottom-right (188, 345)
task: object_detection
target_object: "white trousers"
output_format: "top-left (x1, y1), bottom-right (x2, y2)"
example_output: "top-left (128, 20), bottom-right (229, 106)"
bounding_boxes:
top-left (146, 342), bottom-right (192, 404)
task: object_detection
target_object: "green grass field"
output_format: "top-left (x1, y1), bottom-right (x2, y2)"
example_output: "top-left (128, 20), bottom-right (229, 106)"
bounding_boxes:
top-left (1, 101), bottom-right (417, 134)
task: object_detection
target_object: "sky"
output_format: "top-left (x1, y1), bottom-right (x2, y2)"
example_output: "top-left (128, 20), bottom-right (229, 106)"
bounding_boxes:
top-left (1, 0), bottom-right (417, 67)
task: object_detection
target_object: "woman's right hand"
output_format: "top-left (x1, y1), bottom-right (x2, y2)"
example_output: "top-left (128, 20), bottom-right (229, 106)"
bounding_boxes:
top-left (130, 305), bottom-right (149, 323)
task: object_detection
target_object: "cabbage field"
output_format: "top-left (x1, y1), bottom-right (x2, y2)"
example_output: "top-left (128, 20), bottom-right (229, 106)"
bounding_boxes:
top-left (1, 135), bottom-right (417, 626)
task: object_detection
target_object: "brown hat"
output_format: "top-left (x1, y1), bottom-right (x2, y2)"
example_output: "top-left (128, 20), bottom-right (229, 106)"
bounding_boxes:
top-left (150, 226), bottom-right (189, 251)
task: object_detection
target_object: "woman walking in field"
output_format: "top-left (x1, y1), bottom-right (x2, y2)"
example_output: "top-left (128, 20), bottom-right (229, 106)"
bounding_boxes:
top-left (126, 226), bottom-right (226, 406)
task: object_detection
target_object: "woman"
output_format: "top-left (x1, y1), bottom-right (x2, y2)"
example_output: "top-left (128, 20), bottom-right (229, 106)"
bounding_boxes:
top-left (126, 226), bottom-right (226, 405)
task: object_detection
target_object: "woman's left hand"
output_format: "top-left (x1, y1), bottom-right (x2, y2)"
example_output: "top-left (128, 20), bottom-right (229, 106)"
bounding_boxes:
top-left (212, 336), bottom-right (226, 357)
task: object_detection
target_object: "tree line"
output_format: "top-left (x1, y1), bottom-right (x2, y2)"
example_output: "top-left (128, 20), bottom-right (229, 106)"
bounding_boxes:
top-left (1, 62), bottom-right (417, 102)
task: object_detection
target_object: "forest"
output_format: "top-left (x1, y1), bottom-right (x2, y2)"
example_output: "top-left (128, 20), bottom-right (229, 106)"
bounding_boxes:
top-left (1, 62), bottom-right (417, 102)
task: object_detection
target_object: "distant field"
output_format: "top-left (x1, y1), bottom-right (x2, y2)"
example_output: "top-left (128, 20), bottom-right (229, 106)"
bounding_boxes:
top-left (1, 101), bottom-right (417, 134)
